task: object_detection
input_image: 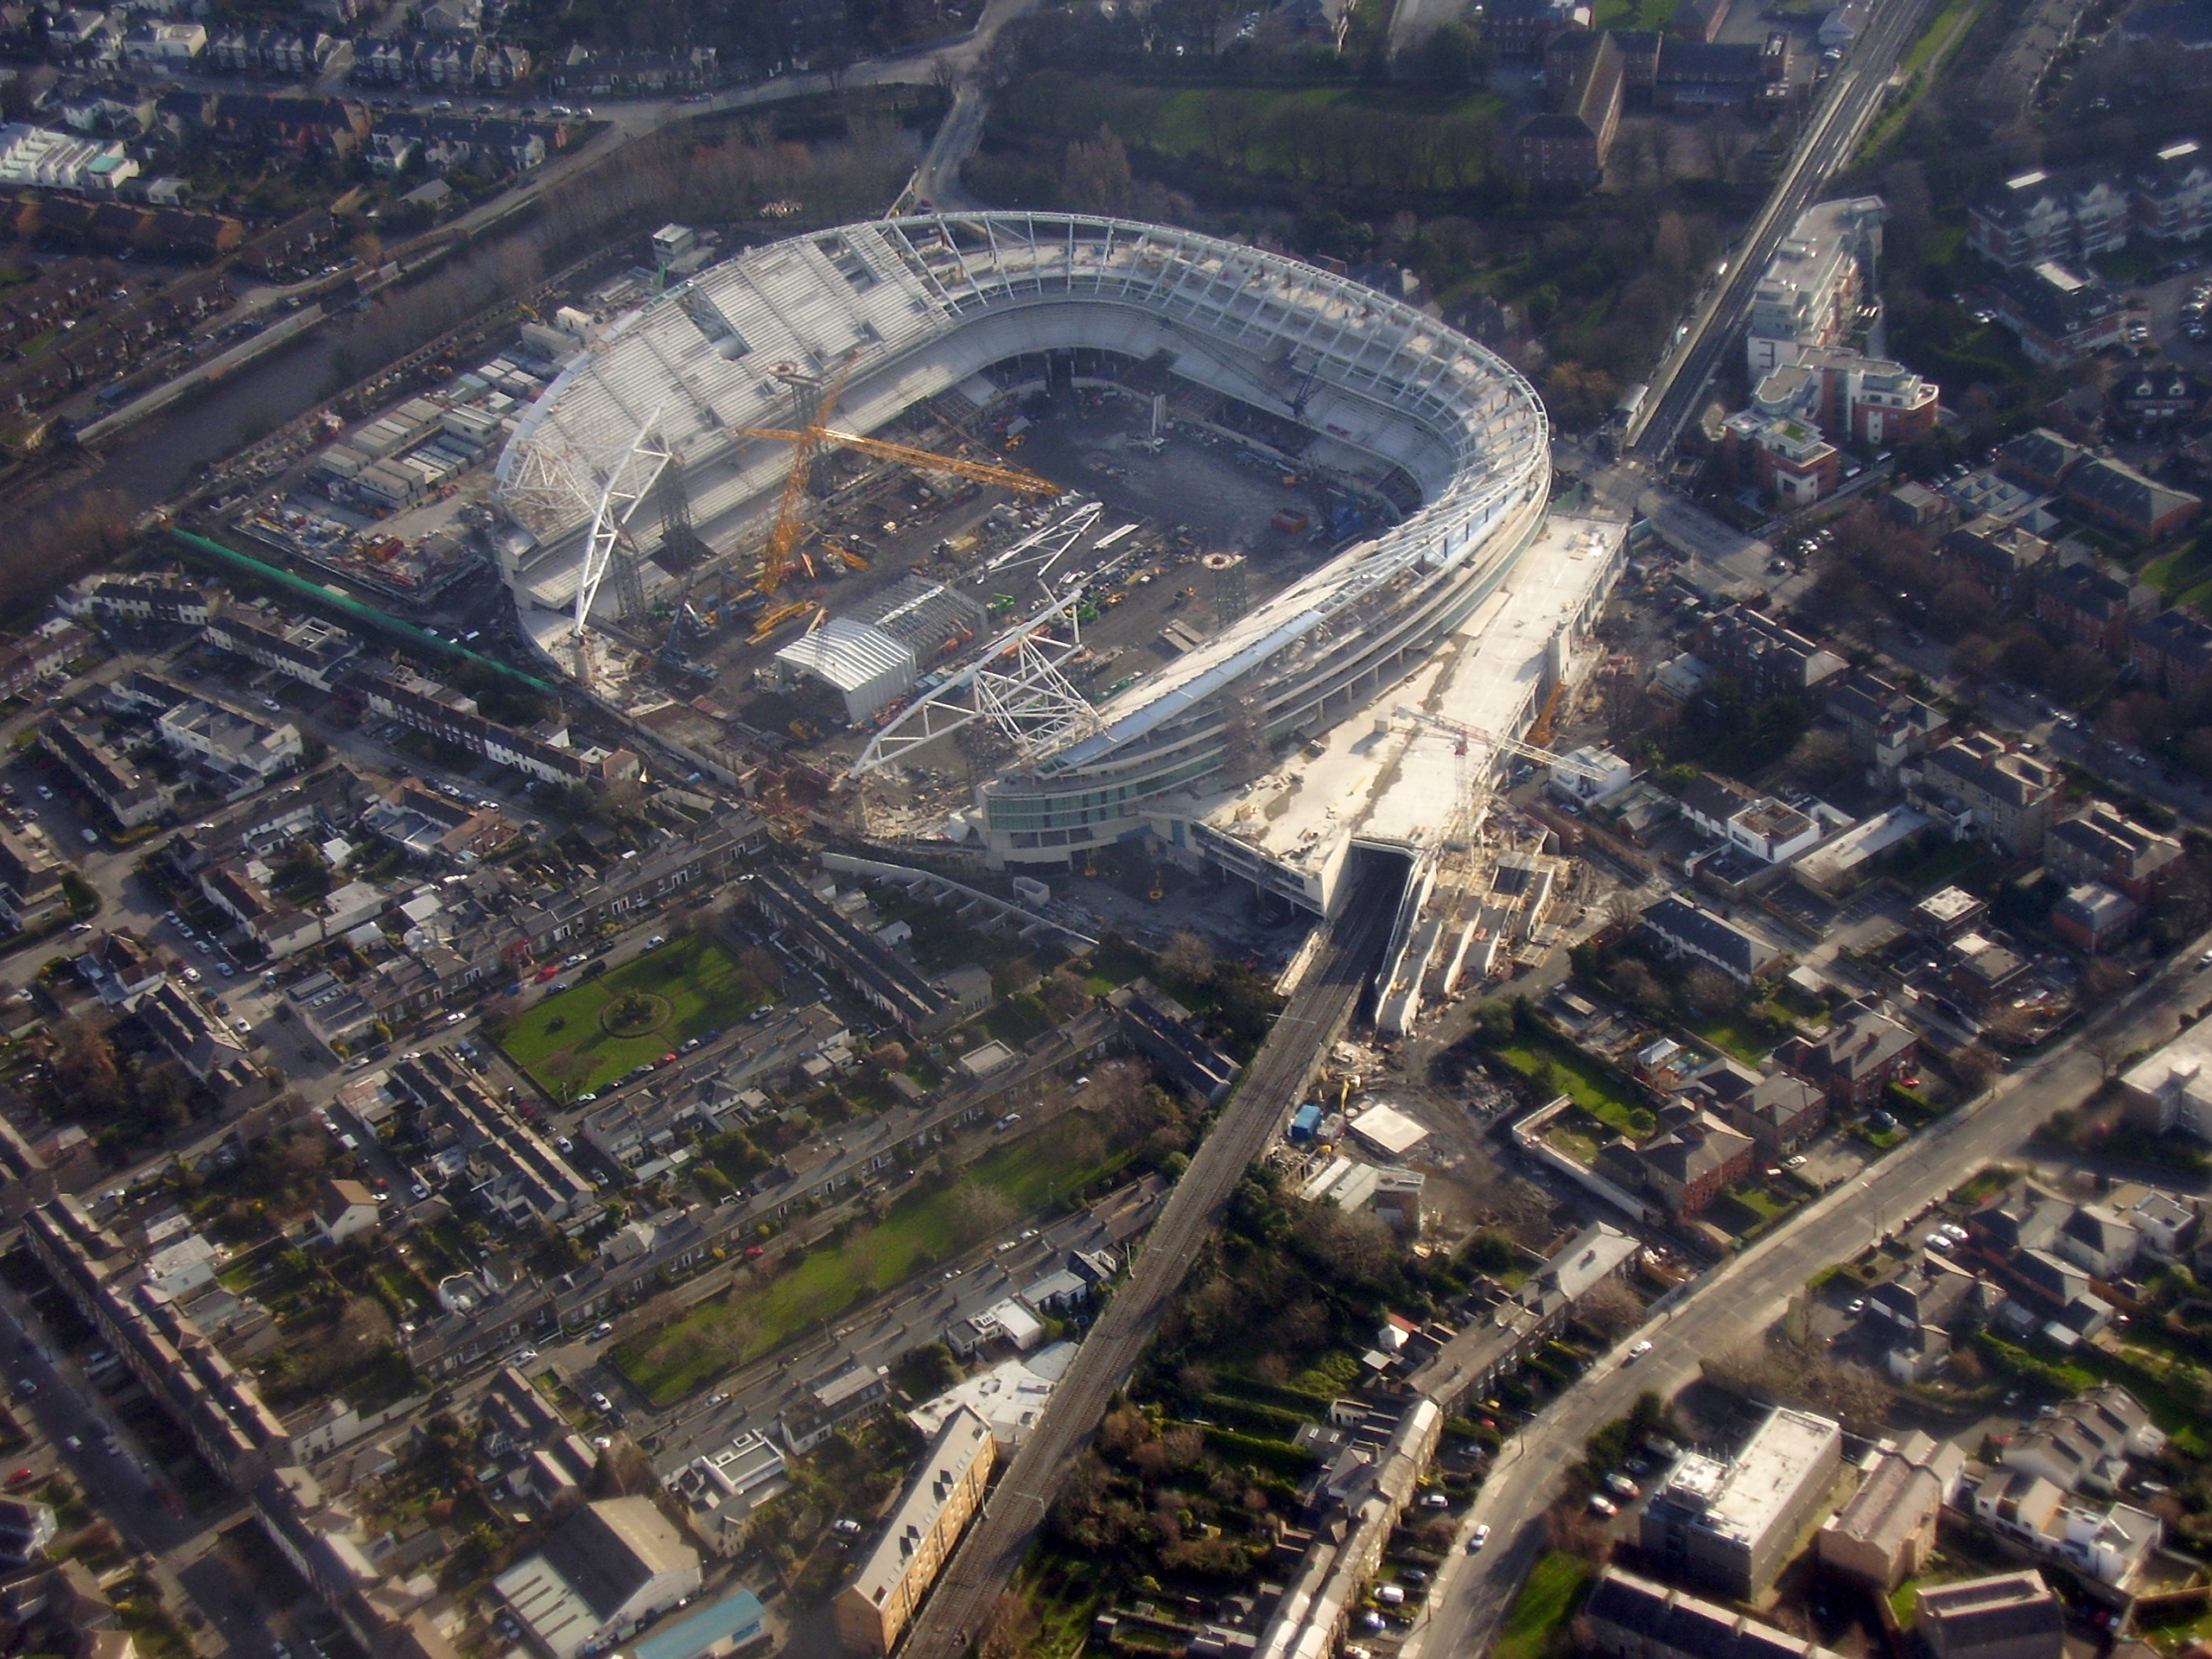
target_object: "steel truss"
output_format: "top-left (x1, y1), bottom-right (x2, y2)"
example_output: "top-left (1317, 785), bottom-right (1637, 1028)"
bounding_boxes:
top-left (575, 408), bottom-right (671, 637)
top-left (849, 503), bottom-right (1124, 779)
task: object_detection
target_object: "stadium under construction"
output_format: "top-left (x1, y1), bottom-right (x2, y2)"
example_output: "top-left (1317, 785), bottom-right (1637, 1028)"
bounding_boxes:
top-left (492, 213), bottom-right (1626, 1019)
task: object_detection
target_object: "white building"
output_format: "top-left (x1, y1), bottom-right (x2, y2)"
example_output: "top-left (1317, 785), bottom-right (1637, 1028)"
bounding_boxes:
top-left (908, 1343), bottom-right (1074, 1451)
top-left (493, 1497), bottom-right (702, 1659)
top-left (0, 124), bottom-right (137, 191)
top-left (1745, 197), bottom-right (1885, 375)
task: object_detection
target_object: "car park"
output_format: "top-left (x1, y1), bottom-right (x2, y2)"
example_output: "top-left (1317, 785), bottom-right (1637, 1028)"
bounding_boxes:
top-left (1605, 1473), bottom-right (1641, 1499)
top-left (1588, 1494), bottom-right (1618, 1517)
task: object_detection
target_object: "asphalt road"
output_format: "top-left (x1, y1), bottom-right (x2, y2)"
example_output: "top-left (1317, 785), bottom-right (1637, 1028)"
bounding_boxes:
top-left (895, 870), bottom-right (1397, 1659)
top-left (1399, 932), bottom-right (2212, 1659)
top-left (1628, 0), bottom-right (1936, 461)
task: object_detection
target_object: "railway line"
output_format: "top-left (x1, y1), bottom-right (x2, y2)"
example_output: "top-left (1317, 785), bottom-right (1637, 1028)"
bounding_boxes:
top-left (895, 864), bottom-right (1400, 1659)
top-left (1627, 0), bottom-right (1936, 460)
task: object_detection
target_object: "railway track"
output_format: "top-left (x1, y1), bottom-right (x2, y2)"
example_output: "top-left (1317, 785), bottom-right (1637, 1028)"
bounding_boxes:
top-left (895, 868), bottom-right (1398, 1658)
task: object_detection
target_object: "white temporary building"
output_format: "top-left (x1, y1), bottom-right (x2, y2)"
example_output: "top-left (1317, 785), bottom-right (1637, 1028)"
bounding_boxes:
top-left (773, 619), bottom-right (916, 723)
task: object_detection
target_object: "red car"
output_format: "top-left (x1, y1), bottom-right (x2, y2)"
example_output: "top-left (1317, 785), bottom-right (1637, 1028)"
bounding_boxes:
top-left (656, 1052), bottom-right (677, 1068)
top-left (532, 964), bottom-right (559, 982)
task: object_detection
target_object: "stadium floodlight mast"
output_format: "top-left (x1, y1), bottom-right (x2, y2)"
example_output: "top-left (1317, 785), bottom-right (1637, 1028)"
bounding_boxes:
top-left (848, 501), bottom-right (1125, 780)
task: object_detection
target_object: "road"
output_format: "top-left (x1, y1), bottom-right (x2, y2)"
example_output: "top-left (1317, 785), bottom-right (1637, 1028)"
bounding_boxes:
top-left (1627, 0), bottom-right (1936, 461)
top-left (1401, 931), bottom-right (2212, 1659)
top-left (894, 869), bottom-right (1397, 1659)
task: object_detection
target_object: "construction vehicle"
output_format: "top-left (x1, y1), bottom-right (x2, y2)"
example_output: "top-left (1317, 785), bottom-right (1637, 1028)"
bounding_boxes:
top-left (825, 540), bottom-right (869, 572)
top-left (739, 352), bottom-right (1064, 594)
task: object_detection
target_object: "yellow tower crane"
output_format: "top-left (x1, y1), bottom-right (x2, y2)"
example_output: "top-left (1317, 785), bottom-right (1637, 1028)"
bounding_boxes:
top-left (742, 353), bottom-right (1063, 593)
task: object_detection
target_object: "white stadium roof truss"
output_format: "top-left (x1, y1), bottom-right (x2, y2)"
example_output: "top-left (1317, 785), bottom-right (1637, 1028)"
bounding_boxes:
top-left (855, 501), bottom-right (1119, 776)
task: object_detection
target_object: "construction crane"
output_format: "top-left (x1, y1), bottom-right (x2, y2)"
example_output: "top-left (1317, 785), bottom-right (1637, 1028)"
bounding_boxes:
top-left (750, 600), bottom-right (816, 642)
top-left (738, 353), bottom-right (1062, 594)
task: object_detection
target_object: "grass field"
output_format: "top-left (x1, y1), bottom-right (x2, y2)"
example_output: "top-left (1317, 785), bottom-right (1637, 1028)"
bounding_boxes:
top-left (1492, 1038), bottom-right (1655, 1137)
top-left (1496, 1553), bottom-right (1594, 1659)
top-left (494, 934), bottom-right (761, 1097)
top-left (612, 1112), bottom-right (1135, 1404)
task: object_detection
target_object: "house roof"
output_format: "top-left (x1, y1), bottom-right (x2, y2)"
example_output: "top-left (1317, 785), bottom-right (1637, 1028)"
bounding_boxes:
top-left (2067, 454), bottom-right (2202, 530)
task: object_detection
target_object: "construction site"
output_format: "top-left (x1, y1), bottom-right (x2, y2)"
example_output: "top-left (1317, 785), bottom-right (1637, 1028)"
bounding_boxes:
top-left (487, 214), bottom-right (1649, 1023)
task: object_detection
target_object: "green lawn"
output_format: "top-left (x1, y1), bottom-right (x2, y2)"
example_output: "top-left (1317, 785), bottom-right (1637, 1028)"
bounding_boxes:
top-left (494, 935), bottom-right (762, 1098)
top-left (1496, 1553), bottom-right (1594, 1659)
top-left (612, 1113), bottom-right (1132, 1404)
top-left (1687, 1014), bottom-right (1774, 1065)
top-left (1493, 1038), bottom-right (1655, 1137)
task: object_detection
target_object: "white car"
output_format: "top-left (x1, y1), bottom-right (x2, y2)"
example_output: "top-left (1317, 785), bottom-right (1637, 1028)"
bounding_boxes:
top-left (1625, 1339), bottom-right (1654, 1362)
top-left (1466, 1524), bottom-right (1491, 1553)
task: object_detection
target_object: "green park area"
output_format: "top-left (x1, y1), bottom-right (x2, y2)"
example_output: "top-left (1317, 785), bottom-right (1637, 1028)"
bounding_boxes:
top-left (493, 934), bottom-right (764, 1099)
top-left (612, 1110), bottom-right (1135, 1405)
top-left (1495, 1553), bottom-right (1593, 1659)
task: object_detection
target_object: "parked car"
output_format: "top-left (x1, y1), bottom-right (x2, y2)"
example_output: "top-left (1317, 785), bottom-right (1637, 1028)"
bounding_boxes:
top-left (1466, 1524), bottom-right (1491, 1553)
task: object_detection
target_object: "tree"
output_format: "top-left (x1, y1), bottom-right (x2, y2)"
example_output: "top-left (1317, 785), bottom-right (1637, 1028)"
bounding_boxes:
top-left (1950, 1043), bottom-right (2001, 1096)
top-left (868, 1039), bottom-right (910, 1075)
top-left (1681, 966), bottom-right (1736, 1017)
top-left (1413, 21), bottom-right (1484, 92)
top-left (53, 1017), bottom-right (124, 1116)
top-left (949, 1179), bottom-right (1015, 1246)
top-left (1577, 1278), bottom-right (1644, 1341)
top-left (979, 1595), bottom-right (1041, 1659)
top-left (1161, 930), bottom-right (1215, 984)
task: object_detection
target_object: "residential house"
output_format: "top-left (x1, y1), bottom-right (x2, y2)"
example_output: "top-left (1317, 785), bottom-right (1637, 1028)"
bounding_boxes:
top-left (2002, 1385), bottom-right (2164, 1494)
top-left (1602, 1109), bottom-right (1754, 1217)
top-left (1816, 1431), bottom-right (1965, 1587)
top-left (2036, 560), bottom-right (2135, 652)
top-left (2046, 803), bottom-right (2183, 898)
top-left (1907, 734), bottom-right (2062, 854)
top-left (0, 822), bottom-right (67, 931)
top-left (831, 1408), bottom-right (994, 1656)
top-left (2051, 882), bottom-right (2138, 953)
top-left (1861, 1252), bottom-right (1995, 1381)
top-left (1685, 1068), bottom-right (1825, 1156)
top-left (39, 713), bottom-right (170, 828)
top-left (2130, 607), bottom-right (2212, 702)
top-left (314, 1179), bottom-right (378, 1246)
top-left (1916, 1573), bottom-right (2064, 1659)
top-left (1697, 602), bottom-right (1847, 696)
top-left (1944, 517), bottom-right (2052, 606)
top-left (1825, 671), bottom-right (1948, 775)
top-left (1775, 995), bottom-right (1916, 1108)
top-left (1637, 895), bottom-right (1780, 983)
top-left (1990, 261), bottom-right (2126, 365)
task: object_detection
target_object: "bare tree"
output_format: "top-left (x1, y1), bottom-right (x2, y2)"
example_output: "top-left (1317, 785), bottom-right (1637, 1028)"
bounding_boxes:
top-left (1578, 1279), bottom-right (1645, 1342)
top-left (1161, 930), bottom-right (1215, 983)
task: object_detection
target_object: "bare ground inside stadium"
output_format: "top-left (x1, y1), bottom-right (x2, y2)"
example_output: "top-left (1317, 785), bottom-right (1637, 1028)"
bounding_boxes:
top-left (698, 389), bottom-right (1357, 786)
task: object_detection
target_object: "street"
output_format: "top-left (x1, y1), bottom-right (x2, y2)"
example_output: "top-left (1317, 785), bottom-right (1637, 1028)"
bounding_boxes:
top-left (1401, 928), bottom-right (2212, 1659)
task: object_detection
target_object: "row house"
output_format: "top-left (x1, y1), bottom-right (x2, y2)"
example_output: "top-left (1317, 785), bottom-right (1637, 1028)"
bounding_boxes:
top-left (547, 45), bottom-right (718, 94)
top-left (1942, 514), bottom-right (2050, 606)
top-left (2046, 802), bottom-right (2183, 898)
top-left (349, 666), bottom-right (639, 787)
top-left (200, 94), bottom-right (370, 158)
top-left (0, 821), bottom-right (67, 931)
top-left (2131, 607), bottom-right (2212, 702)
top-left (118, 22), bottom-right (207, 67)
top-left (0, 257), bottom-right (100, 348)
top-left (368, 113), bottom-right (546, 175)
top-left (1972, 169), bottom-right (2133, 269)
top-left (1824, 671), bottom-right (1948, 775)
top-left (233, 207), bottom-right (338, 277)
top-left (1906, 734), bottom-right (2063, 853)
top-left (39, 710), bottom-right (169, 825)
top-left (206, 28), bottom-right (343, 77)
top-left (2065, 454), bottom-right (2203, 543)
top-left (2036, 560), bottom-right (2137, 652)
top-left (69, 575), bottom-right (214, 627)
top-left (56, 80), bottom-right (154, 134)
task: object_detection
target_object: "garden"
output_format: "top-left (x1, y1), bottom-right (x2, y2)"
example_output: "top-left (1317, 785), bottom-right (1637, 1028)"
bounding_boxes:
top-left (493, 933), bottom-right (763, 1098)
